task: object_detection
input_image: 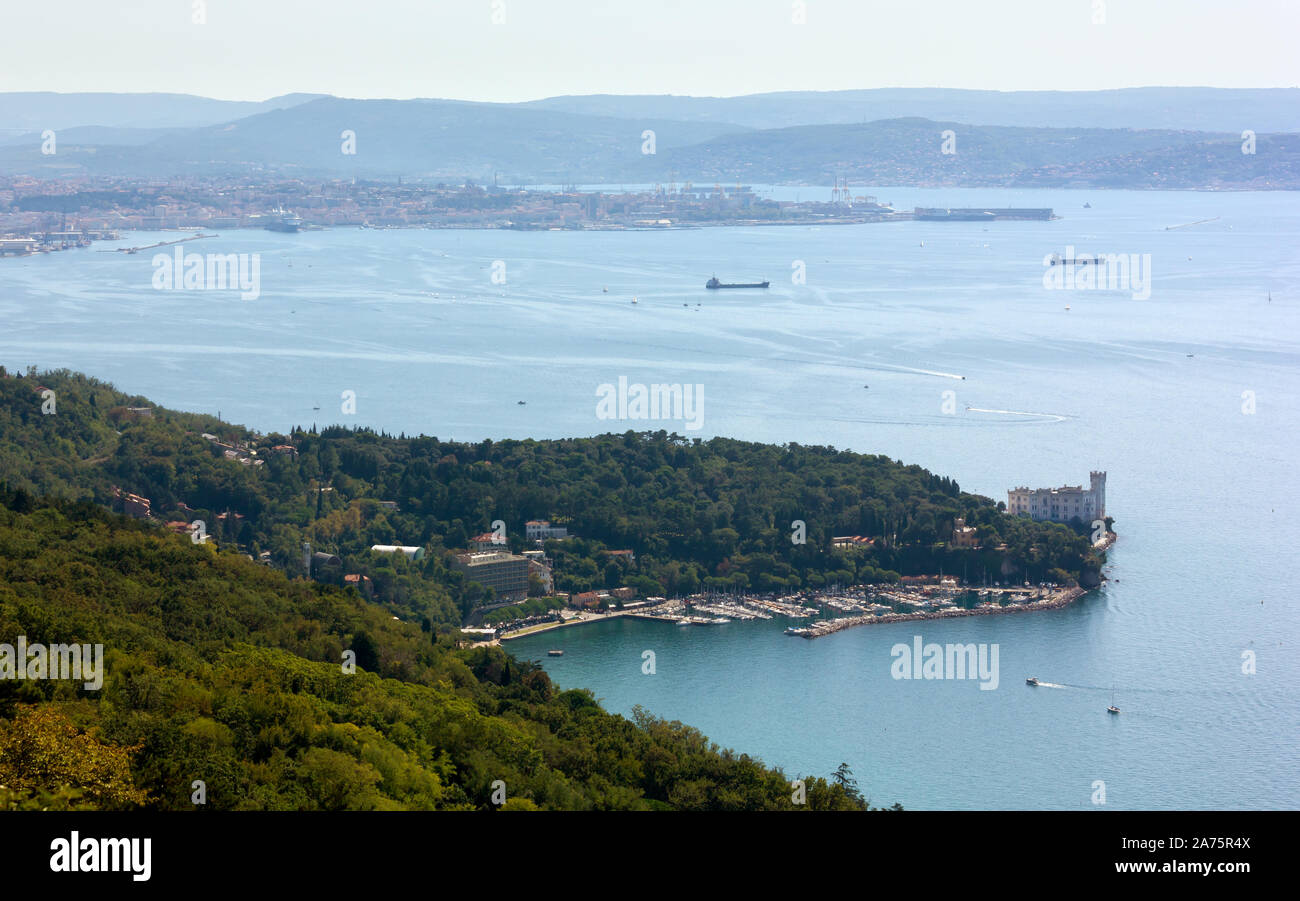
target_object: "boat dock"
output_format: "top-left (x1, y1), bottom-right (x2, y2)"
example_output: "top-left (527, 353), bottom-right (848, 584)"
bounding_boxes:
top-left (791, 587), bottom-right (1087, 638)
top-left (692, 602), bottom-right (767, 620)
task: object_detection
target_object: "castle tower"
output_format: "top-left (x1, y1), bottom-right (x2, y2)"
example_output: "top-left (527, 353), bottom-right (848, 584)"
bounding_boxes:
top-left (1090, 471), bottom-right (1107, 519)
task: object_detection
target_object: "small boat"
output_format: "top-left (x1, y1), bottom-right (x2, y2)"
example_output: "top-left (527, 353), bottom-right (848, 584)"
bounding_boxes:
top-left (547, 649), bottom-right (563, 657)
top-left (1083, 202), bottom-right (1092, 208)
top-left (631, 297), bottom-right (638, 304)
top-left (1026, 677), bottom-right (1039, 686)
top-left (517, 400), bottom-right (527, 405)
top-left (1108, 687), bottom-right (1120, 714)
top-left (676, 618), bottom-right (692, 626)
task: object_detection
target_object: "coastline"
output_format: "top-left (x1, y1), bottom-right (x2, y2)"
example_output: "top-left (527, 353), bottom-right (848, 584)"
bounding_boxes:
top-left (488, 532), bottom-right (1116, 645)
top-left (494, 609), bottom-right (636, 644)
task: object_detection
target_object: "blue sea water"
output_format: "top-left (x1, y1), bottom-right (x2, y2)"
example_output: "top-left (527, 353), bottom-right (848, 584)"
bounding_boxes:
top-left (2, 187), bottom-right (1297, 809)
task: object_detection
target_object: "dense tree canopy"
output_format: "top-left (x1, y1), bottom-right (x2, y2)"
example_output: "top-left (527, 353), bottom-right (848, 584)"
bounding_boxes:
top-left (0, 369), bottom-right (1102, 631)
top-left (0, 367), bottom-right (1104, 810)
top-left (0, 488), bottom-right (873, 810)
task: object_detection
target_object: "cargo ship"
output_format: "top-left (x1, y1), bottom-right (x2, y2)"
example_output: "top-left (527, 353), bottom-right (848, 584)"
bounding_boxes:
top-left (706, 276), bottom-right (770, 289)
top-left (914, 208), bottom-right (1057, 221)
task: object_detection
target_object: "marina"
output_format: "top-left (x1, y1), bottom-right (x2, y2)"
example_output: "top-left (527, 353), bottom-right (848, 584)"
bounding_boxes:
top-left (493, 580), bottom-right (1094, 644)
top-left (787, 586), bottom-right (1086, 639)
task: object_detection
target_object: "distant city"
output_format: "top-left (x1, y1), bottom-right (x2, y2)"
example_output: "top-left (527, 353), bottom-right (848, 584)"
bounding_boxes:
top-left (0, 174), bottom-right (1070, 255)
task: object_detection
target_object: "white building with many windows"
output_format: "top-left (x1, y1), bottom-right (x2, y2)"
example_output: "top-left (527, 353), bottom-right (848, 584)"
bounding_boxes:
top-left (1007, 472), bottom-right (1107, 524)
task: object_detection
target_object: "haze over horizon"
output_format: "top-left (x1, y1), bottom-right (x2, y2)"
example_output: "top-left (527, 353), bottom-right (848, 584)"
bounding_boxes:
top-left (2, 0), bottom-right (1297, 102)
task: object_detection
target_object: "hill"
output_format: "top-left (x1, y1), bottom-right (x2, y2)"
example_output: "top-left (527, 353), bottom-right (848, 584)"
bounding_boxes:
top-left (0, 487), bottom-right (874, 810)
top-left (517, 87), bottom-right (1300, 133)
top-left (653, 118), bottom-right (1300, 188)
top-left (0, 366), bottom-right (1106, 810)
top-left (0, 91), bottom-right (324, 135)
top-left (0, 97), bottom-right (746, 181)
top-left (0, 368), bottom-right (1104, 630)
top-left (1, 98), bottom-right (1294, 188)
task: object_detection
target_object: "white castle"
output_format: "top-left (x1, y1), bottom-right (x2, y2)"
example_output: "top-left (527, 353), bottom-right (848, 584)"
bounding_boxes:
top-left (1007, 472), bottom-right (1107, 524)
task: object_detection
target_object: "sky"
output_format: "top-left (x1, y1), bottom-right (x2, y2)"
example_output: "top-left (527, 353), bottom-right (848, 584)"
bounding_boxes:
top-left (2, 0), bottom-right (1297, 101)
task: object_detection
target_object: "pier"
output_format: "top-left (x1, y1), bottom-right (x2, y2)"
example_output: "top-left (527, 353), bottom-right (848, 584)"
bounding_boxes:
top-left (98, 233), bottom-right (218, 254)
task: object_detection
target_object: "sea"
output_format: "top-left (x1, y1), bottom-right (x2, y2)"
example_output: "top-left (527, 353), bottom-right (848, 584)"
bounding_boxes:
top-left (3, 186), bottom-right (1297, 809)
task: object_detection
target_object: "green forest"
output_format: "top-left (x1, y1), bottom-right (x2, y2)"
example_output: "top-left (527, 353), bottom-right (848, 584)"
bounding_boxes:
top-left (0, 367), bottom-right (1105, 809)
top-left (0, 369), bottom-right (1104, 630)
top-left (0, 487), bottom-right (879, 810)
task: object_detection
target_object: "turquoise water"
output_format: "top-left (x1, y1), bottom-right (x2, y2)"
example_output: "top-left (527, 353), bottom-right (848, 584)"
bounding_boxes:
top-left (2, 187), bottom-right (1297, 808)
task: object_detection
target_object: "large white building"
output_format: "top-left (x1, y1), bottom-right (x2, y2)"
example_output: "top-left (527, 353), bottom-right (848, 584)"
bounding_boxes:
top-left (1007, 472), bottom-right (1107, 524)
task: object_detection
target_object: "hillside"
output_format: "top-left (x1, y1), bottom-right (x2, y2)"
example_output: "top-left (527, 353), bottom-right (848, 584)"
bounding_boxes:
top-left (0, 368), bottom-right (1104, 633)
top-left (0, 97), bottom-right (746, 181)
top-left (0, 488), bottom-right (877, 811)
top-left (8, 87), bottom-right (1297, 137)
top-left (516, 87), bottom-right (1300, 133)
top-left (0, 95), bottom-right (1295, 188)
top-left (0, 367), bottom-right (1103, 810)
top-left (0, 92), bottom-right (323, 139)
top-left (652, 117), bottom-right (1296, 187)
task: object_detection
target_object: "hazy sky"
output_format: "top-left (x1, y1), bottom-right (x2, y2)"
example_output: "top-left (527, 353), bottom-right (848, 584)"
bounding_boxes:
top-left (4, 0), bottom-right (1297, 101)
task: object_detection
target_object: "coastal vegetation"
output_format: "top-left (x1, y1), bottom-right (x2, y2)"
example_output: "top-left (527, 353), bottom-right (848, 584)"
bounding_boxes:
top-left (0, 369), bottom-right (1104, 632)
top-left (0, 367), bottom-right (1106, 809)
top-left (0, 487), bottom-right (875, 810)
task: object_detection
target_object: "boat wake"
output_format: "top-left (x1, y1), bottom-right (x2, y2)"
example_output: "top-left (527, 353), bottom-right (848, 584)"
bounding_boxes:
top-left (965, 407), bottom-right (1069, 423)
top-left (858, 363), bottom-right (966, 380)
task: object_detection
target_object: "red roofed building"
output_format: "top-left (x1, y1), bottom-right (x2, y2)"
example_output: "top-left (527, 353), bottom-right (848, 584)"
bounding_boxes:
top-left (469, 532), bottom-right (505, 552)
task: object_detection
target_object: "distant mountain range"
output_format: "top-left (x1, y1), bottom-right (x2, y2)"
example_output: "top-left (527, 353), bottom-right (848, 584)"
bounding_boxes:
top-left (0, 97), bottom-right (748, 181)
top-left (514, 87), bottom-right (1300, 133)
top-left (0, 91), bottom-right (325, 134)
top-left (1, 89), bottom-right (1297, 188)
top-left (651, 118), bottom-right (1299, 190)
